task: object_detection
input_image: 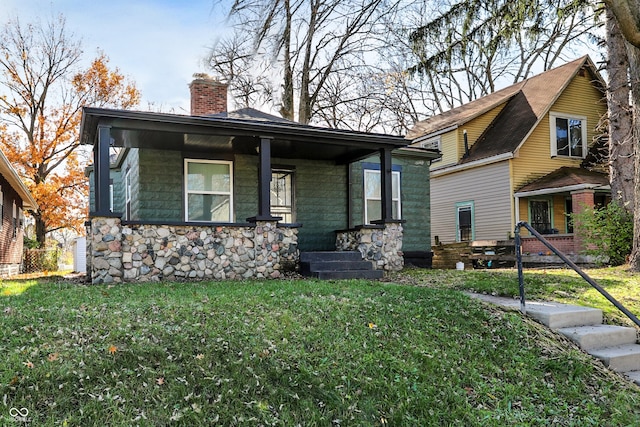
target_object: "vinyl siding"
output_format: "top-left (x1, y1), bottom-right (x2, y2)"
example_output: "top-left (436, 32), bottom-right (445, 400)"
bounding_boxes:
top-left (437, 131), bottom-right (459, 167)
top-left (433, 103), bottom-right (507, 169)
top-left (512, 73), bottom-right (606, 190)
top-left (431, 160), bottom-right (512, 243)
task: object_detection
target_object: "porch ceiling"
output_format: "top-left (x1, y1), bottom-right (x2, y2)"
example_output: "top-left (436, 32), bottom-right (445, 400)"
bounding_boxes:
top-left (80, 107), bottom-right (409, 163)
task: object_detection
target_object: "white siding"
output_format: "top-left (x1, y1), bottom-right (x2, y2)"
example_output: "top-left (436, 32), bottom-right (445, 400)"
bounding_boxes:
top-left (431, 161), bottom-right (512, 243)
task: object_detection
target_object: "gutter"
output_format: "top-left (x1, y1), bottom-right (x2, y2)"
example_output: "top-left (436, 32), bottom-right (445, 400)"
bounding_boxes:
top-left (431, 152), bottom-right (513, 177)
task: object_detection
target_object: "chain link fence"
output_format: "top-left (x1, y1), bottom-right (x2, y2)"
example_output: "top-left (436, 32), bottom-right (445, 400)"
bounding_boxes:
top-left (22, 248), bottom-right (60, 274)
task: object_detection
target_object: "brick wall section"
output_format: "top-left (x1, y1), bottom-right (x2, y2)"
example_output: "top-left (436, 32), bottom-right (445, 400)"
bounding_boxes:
top-left (571, 189), bottom-right (595, 254)
top-left (189, 78), bottom-right (228, 116)
top-left (521, 235), bottom-right (576, 255)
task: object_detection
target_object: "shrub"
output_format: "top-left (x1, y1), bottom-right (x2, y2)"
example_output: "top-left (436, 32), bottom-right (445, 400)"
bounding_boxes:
top-left (572, 201), bottom-right (633, 266)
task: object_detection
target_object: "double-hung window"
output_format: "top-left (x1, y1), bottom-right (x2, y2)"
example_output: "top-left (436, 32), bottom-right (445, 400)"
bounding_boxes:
top-left (185, 159), bottom-right (233, 222)
top-left (364, 168), bottom-right (401, 224)
top-left (271, 169), bottom-right (294, 223)
top-left (550, 112), bottom-right (587, 158)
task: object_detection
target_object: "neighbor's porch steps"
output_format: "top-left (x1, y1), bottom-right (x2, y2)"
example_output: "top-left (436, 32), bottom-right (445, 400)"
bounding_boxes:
top-left (300, 251), bottom-right (383, 280)
top-left (471, 295), bottom-right (640, 385)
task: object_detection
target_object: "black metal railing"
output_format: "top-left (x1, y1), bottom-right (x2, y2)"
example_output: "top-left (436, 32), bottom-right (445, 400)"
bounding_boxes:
top-left (514, 221), bottom-right (640, 328)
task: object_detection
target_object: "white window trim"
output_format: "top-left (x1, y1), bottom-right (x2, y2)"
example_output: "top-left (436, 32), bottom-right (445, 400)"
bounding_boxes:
top-left (12, 201), bottom-right (17, 239)
top-left (125, 169), bottom-right (132, 220)
top-left (0, 185), bottom-right (3, 231)
top-left (456, 201), bottom-right (475, 242)
top-left (363, 169), bottom-right (401, 225)
top-left (184, 159), bottom-right (234, 222)
top-left (549, 112), bottom-right (587, 158)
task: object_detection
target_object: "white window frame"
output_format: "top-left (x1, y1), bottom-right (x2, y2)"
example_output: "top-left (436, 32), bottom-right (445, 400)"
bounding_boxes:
top-left (456, 201), bottom-right (475, 242)
top-left (125, 169), bottom-right (132, 220)
top-left (549, 112), bottom-right (587, 158)
top-left (364, 169), bottom-right (401, 225)
top-left (184, 159), bottom-right (234, 222)
top-left (271, 168), bottom-right (295, 223)
top-left (0, 185), bottom-right (3, 231)
top-left (12, 201), bottom-right (17, 239)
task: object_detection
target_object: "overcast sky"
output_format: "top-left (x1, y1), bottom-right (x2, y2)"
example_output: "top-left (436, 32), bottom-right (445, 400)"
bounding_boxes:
top-left (1, 0), bottom-right (227, 113)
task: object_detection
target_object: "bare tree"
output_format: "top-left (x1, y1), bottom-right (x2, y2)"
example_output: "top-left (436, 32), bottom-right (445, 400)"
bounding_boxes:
top-left (208, 0), bottom-right (400, 124)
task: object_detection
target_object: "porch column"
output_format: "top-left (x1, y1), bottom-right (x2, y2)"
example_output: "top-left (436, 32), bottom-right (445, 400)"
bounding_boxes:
top-left (379, 147), bottom-right (393, 223)
top-left (571, 189), bottom-right (595, 253)
top-left (248, 137), bottom-right (281, 222)
top-left (93, 125), bottom-right (112, 216)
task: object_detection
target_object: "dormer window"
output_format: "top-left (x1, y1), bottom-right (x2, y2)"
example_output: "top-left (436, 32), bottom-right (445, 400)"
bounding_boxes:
top-left (550, 112), bottom-right (587, 158)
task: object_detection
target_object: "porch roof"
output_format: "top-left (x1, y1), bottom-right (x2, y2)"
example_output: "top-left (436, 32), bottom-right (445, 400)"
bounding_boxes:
top-left (79, 107), bottom-right (410, 164)
top-left (514, 167), bottom-right (610, 197)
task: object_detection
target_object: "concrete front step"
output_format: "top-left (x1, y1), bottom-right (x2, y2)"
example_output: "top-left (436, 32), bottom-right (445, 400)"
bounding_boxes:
top-left (589, 344), bottom-right (640, 373)
top-left (467, 294), bottom-right (640, 385)
top-left (557, 325), bottom-right (638, 350)
top-left (301, 260), bottom-right (375, 275)
top-left (523, 301), bottom-right (603, 329)
top-left (300, 251), bottom-right (363, 263)
top-left (311, 269), bottom-right (383, 280)
top-left (300, 251), bottom-right (383, 280)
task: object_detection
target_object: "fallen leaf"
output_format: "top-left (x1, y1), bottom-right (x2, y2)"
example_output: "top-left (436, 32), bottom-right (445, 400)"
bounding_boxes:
top-left (108, 345), bottom-right (118, 355)
top-left (23, 361), bottom-right (34, 369)
top-left (195, 353), bottom-right (204, 360)
top-left (156, 377), bottom-right (165, 385)
top-left (48, 353), bottom-right (59, 362)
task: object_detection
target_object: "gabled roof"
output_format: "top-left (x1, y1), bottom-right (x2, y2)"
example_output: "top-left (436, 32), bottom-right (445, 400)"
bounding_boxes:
top-left (407, 56), bottom-right (605, 165)
top-left (515, 167), bottom-right (609, 196)
top-left (0, 150), bottom-right (38, 211)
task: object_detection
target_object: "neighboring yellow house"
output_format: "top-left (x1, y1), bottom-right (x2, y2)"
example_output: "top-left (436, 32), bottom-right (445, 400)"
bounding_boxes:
top-left (407, 55), bottom-right (609, 256)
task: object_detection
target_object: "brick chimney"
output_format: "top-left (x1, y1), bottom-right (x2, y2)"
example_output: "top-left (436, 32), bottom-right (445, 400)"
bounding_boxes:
top-left (189, 74), bottom-right (228, 116)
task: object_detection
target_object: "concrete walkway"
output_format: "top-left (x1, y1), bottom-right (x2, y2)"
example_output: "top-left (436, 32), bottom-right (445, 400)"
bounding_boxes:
top-left (467, 292), bottom-right (640, 385)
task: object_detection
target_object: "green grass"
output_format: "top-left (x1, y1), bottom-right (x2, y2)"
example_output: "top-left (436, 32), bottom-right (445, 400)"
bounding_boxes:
top-left (1, 270), bottom-right (639, 426)
top-left (399, 266), bottom-right (640, 327)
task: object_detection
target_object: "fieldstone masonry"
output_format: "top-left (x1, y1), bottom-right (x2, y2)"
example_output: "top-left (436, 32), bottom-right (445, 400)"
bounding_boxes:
top-left (89, 217), bottom-right (299, 284)
top-left (335, 222), bottom-right (404, 271)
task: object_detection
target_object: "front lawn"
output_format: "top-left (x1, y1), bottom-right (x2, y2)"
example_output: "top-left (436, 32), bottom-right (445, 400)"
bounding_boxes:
top-left (1, 270), bottom-right (639, 425)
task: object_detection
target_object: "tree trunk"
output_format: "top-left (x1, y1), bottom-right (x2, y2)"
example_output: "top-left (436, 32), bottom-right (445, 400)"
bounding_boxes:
top-left (607, 8), bottom-right (635, 211)
top-left (34, 212), bottom-right (47, 248)
top-left (279, 0), bottom-right (295, 121)
top-left (627, 43), bottom-right (640, 271)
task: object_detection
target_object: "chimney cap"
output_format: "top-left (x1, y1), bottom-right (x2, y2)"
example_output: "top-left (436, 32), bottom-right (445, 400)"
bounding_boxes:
top-left (191, 72), bottom-right (226, 83)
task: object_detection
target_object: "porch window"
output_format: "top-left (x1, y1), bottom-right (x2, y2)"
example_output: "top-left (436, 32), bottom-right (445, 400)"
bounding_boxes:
top-left (456, 201), bottom-right (474, 242)
top-left (271, 169), bottom-right (295, 223)
top-left (185, 159), bottom-right (233, 222)
top-left (550, 112), bottom-right (587, 158)
top-left (529, 199), bottom-right (553, 234)
top-left (364, 168), bottom-right (401, 224)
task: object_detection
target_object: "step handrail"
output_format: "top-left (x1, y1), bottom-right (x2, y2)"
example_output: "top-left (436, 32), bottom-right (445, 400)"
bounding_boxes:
top-left (514, 221), bottom-right (640, 328)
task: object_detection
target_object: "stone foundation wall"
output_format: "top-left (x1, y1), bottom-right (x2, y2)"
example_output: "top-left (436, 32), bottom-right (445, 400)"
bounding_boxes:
top-left (0, 263), bottom-right (20, 278)
top-left (89, 217), bottom-right (299, 284)
top-left (335, 222), bottom-right (404, 271)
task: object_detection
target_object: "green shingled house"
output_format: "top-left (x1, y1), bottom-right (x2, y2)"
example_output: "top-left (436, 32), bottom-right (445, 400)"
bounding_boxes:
top-left (80, 77), bottom-right (438, 284)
